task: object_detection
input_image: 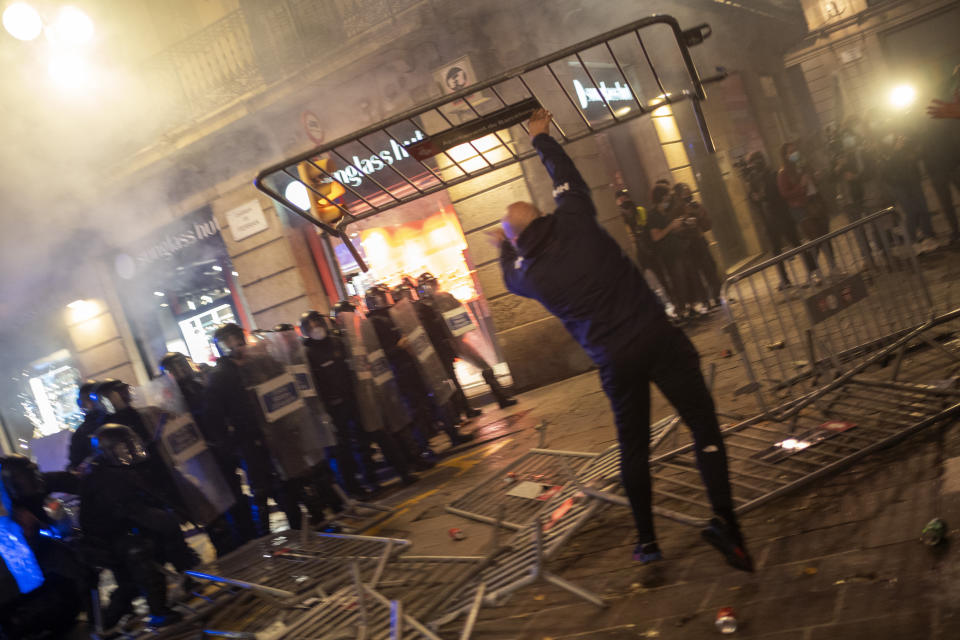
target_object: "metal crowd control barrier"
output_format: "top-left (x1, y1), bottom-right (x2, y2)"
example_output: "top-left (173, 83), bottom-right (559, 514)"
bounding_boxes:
top-left (723, 207), bottom-right (933, 409)
top-left (185, 529), bottom-right (411, 602)
top-left (254, 15), bottom-right (723, 269)
top-left (445, 414), bottom-right (679, 530)
top-left (257, 577), bottom-right (444, 640)
top-left (581, 313), bottom-right (960, 528)
top-left (426, 446), bottom-right (626, 631)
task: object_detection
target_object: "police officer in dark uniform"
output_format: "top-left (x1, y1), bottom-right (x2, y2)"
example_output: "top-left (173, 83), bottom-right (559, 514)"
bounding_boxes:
top-left (159, 352), bottom-right (255, 553)
top-left (0, 456), bottom-right (92, 639)
top-left (414, 274), bottom-right (517, 414)
top-left (365, 286), bottom-right (473, 448)
top-left (492, 109), bottom-right (752, 571)
top-left (81, 424), bottom-right (199, 629)
top-left (301, 310), bottom-right (418, 491)
top-left (67, 379), bottom-right (104, 471)
top-left (205, 323), bottom-right (308, 535)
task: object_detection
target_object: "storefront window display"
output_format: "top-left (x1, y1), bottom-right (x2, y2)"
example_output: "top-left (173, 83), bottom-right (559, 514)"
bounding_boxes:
top-left (330, 193), bottom-right (510, 390)
top-left (114, 206), bottom-right (249, 373)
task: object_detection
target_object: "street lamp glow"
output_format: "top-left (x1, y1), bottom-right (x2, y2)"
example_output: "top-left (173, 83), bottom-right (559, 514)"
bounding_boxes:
top-left (3, 2), bottom-right (43, 41)
top-left (888, 84), bottom-right (916, 110)
top-left (51, 6), bottom-right (93, 45)
top-left (48, 53), bottom-right (88, 90)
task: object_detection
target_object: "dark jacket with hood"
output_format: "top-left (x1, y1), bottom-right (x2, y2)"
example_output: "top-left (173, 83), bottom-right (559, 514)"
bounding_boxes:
top-left (499, 134), bottom-right (668, 367)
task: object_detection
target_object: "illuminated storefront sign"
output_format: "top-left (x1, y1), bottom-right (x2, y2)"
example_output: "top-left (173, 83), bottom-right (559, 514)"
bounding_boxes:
top-left (572, 78), bottom-right (633, 110)
top-left (327, 130), bottom-right (425, 188)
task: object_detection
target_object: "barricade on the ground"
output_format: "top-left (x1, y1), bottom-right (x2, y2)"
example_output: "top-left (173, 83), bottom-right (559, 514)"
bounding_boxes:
top-left (257, 576), bottom-right (444, 640)
top-left (425, 445), bottom-right (628, 632)
top-left (445, 415), bottom-right (677, 530)
top-left (723, 207), bottom-right (934, 409)
top-left (185, 529), bottom-right (411, 601)
top-left (582, 315), bottom-right (960, 528)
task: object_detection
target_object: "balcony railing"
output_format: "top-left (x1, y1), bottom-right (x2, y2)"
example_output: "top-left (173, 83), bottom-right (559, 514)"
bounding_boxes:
top-left (139, 0), bottom-right (424, 132)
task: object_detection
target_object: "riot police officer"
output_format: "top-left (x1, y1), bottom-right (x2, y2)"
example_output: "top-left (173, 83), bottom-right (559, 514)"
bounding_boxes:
top-left (160, 352), bottom-right (255, 553)
top-left (301, 311), bottom-right (418, 491)
top-left (67, 379), bottom-right (104, 471)
top-left (365, 285), bottom-right (473, 448)
top-left (416, 273), bottom-right (518, 411)
top-left (205, 323), bottom-right (317, 534)
top-left (0, 456), bottom-right (92, 639)
top-left (81, 424), bottom-right (199, 629)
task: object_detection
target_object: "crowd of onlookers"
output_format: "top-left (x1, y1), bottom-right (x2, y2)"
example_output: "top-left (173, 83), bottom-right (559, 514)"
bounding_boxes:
top-left (619, 80), bottom-right (960, 316)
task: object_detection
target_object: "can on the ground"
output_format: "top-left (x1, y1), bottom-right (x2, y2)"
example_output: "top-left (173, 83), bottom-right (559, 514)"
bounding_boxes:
top-left (921, 518), bottom-right (947, 546)
top-left (449, 527), bottom-right (466, 541)
top-left (715, 607), bottom-right (737, 634)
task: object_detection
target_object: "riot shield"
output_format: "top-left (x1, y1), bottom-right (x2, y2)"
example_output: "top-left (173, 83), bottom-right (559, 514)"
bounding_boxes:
top-left (136, 377), bottom-right (236, 526)
top-left (388, 299), bottom-right (455, 405)
top-left (336, 311), bottom-right (385, 433)
top-left (0, 467), bottom-right (43, 602)
top-left (427, 292), bottom-right (490, 370)
top-left (262, 331), bottom-right (337, 450)
top-left (235, 342), bottom-right (326, 479)
top-left (360, 317), bottom-right (411, 433)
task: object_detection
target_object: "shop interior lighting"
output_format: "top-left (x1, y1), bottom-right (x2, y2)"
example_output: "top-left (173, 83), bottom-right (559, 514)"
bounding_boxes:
top-left (211, 265), bottom-right (223, 272)
top-left (2, 2), bottom-right (42, 41)
top-left (159, 303), bottom-right (169, 308)
top-left (614, 106), bottom-right (632, 117)
top-left (153, 291), bottom-right (165, 296)
top-left (231, 271), bottom-right (239, 276)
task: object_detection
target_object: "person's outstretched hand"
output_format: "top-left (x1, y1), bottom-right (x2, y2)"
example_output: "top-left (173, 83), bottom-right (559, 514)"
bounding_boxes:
top-left (927, 98), bottom-right (960, 120)
top-left (485, 226), bottom-right (506, 246)
top-left (528, 108), bottom-right (553, 139)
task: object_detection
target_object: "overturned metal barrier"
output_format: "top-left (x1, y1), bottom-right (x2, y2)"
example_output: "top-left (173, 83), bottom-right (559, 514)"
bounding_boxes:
top-left (445, 414), bottom-right (677, 530)
top-left (723, 207), bottom-right (933, 409)
top-left (426, 446), bottom-right (629, 631)
top-left (185, 530), bottom-right (411, 602)
top-left (601, 316), bottom-right (960, 528)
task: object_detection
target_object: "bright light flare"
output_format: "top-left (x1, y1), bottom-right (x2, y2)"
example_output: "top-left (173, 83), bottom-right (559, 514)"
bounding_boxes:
top-left (285, 181), bottom-right (310, 211)
top-left (48, 53), bottom-right (89, 90)
top-left (888, 84), bottom-right (916, 110)
top-left (51, 6), bottom-right (94, 45)
top-left (776, 438), bottom-right (811, 451)
top-left (3, 2), bottom-right (43, 41)
top-left (66, 299), bottom-right (100, 324)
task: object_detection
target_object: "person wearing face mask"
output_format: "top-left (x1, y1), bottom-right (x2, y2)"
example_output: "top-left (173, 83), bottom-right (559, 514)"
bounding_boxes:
top-left (647, 183), bottom-right (704, 320)
top-left (205, 324), bottom-right (308, 535)
top-left (745, 151), bottom-right (818, 289)
top-left (671, 183), bottom-right (723, 308)
top-left (616, 188), bottom-right (675, 313)
top-left (777, 142), bottom-right (834, 283)
top-left (879, 131), bottom-right (938, 251)
top-left (300, 310), bottom-right (418, 493)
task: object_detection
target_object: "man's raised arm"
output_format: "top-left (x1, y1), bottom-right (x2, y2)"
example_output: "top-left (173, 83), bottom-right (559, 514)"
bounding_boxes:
top-left (528, 109), bottom-right (595, 216)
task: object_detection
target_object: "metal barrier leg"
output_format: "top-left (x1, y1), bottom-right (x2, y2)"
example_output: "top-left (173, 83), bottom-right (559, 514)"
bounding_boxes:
top-left (459, 583), bottom-right (486, 640)
top-left (541, 572), bottom-right (607, 608)
top-left (390, 599), bottom-right (403, 640)
top-left (352, 561), bottom-right (369, 640)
